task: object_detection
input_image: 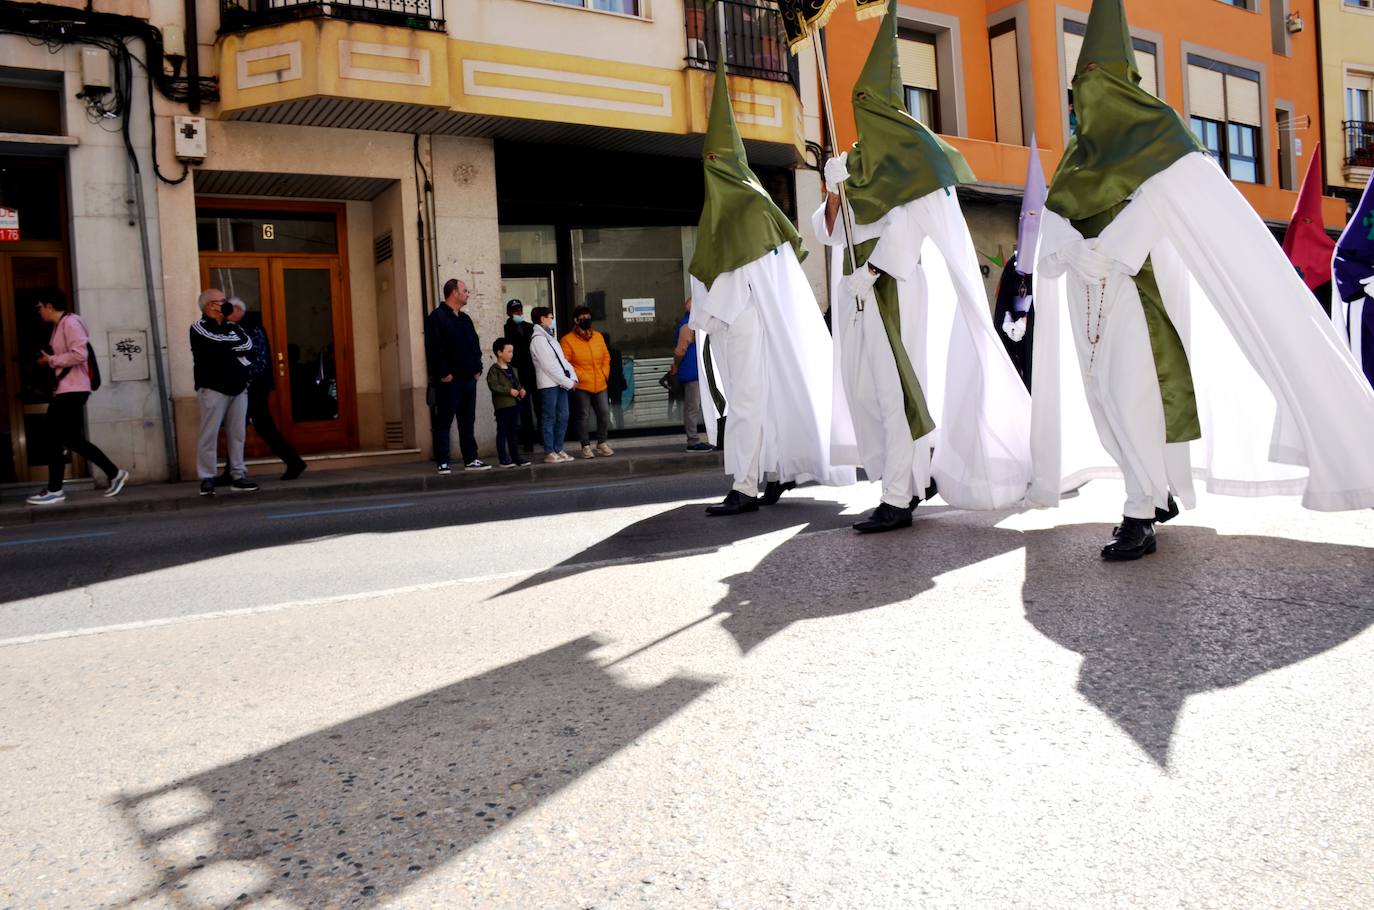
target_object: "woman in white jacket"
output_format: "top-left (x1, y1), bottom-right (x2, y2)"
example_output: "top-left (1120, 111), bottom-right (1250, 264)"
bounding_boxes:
top-left (529, 306), bottom-right (578, 462)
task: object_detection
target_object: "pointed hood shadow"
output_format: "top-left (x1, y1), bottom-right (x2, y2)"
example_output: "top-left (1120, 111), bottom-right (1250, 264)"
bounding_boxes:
top-left (493, 495), bottom-right (862, 600)
top-left (1021, 524), bottom-right (1374, 767)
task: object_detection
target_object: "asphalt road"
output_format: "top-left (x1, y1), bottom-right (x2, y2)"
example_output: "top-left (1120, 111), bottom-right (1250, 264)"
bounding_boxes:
top-left (1, 473), bottom-right (1372, 909)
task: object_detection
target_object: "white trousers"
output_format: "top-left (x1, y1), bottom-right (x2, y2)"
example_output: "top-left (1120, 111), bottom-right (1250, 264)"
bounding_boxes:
top-left (710, 306), bottom-right (767, 498)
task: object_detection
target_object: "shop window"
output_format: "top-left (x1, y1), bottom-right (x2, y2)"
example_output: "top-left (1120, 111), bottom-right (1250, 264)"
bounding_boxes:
top-left (898, 30), bottom-right (940, 132)
top-left (0, 71), bottom-right (63, 136)
top-left (1187, 55), bottom-right (1264, 184)
top-left (196, 209), bottom-right (339, 254)
top-left (989, 20), bottom-right (1024, 145)
top-left (500, 225), bottom-right (557, 265)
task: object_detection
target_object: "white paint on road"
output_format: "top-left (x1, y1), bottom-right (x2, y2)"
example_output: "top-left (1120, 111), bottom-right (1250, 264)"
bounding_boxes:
top-left (267, 501), bottom-right (418, 520)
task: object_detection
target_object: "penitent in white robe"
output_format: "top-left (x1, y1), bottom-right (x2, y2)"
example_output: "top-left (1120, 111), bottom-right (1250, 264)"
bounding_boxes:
top-left (1030, 152), bottom-right (1374, 516)
top-left (690, 243), bottom-right (855, 496)
top-left (812, 187), bottom-right (1033, 510)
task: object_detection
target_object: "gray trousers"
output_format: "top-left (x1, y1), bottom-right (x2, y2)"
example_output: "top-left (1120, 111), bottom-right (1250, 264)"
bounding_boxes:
top-left (571, 388), bottom-right (610, 446)
top-left (197, 388), bottom-right (248, 480)
top-left (682, 380), bottom-right (703, 445)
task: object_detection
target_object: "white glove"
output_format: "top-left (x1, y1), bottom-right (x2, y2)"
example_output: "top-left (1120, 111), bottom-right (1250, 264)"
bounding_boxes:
top-left (824, 153), bottom-right (850, 193)
top-left (1066, 239), bottom-right (1118, 282)
top-left (1360, 274), bottom-right (1374, 296)
top-left (842, 264), bottom-right (879, 301)
top-left (1001, 311), bottom-right (1027, 343)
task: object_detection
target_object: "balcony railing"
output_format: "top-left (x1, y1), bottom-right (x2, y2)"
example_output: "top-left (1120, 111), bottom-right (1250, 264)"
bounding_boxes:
top-left (219, 0), bottom-right (446, 33)
top-left (1347, 120), bottom-right (1374, 169)
top-left (684, 0), bottom-right (798, 87)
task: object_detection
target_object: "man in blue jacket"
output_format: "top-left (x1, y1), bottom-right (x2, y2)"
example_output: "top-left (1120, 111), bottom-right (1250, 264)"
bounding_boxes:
top-left (425, 278), bottom-right (489, 472)
top-left (670, 297), bottom-right (713, 453)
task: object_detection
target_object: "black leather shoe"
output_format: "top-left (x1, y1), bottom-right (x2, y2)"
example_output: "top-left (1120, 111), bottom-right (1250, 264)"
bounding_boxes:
top-left (282, 460), bottom-right (307, 481)
top-left (705, 490), bottom-right (759, 516)
top-left (1154, 494), bottom-right (1179, 525)
top-left (1101, 516), bottom-right (1156, 561)
top-left (760, 480), bottom-right (795, 506)
top-left (852, 502), bottom-right (914, 534)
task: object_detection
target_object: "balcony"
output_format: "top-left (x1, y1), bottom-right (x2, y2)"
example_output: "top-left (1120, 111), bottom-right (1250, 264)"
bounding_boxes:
top-left (219, 0), bottom-right (446, 34)
top-left (684, 0), bottom-right (798, 88)
top-left (1347, 120), bottom-right (1374, 168)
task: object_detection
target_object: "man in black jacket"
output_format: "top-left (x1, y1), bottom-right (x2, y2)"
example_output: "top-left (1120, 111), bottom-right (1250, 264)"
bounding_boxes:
top-left (222, 298), bottom-right (307, 482)
top-left (503, 298), bottom-right (538, 451)
top-left (425, 278), bottom-right (489, 472)
top-left (190, 288), bottom-right (259, 496)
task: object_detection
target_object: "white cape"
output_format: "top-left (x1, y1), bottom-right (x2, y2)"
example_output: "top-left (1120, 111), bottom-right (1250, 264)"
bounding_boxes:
top-left (813, 187), bottom-right (1033, 510)
top-left (1030, 151), bottom-right (1374, 512)
top-left (690, 243), bottom-right (855, 488)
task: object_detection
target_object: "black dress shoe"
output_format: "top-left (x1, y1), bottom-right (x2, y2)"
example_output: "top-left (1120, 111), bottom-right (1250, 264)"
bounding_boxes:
top-left (705, 490), bottom-right (759, 516)
top-left (1101, 516), bottom-right (1157, 561)
top-left (852, 501), bottom-right (914, 534)
top-left (281, 460), bottom-right (307, 481)
top-left (1154, 494), bottom-right (1179, 524)
top-left (759, 480), bottom-right (795, 506)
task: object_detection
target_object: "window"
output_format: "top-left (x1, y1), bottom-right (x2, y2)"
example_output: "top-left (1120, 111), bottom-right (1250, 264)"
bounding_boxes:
top-left (1275, 108), bottom-right (1296, 190)
top-left (897, 30), bottom-right (940, 131)
top-left (1345, 0), bottom-right (1374, 10)
top-left (989, 20), bottom-right (1024, 145)
top-left (1349, 84), bottom-right (1373, 123)
top-left (1187, 55), bottom-right (1263, 183)
top-left (545, 0), bottom-right (640, 15)
top-left (0, 70), bottom-right (63, 136)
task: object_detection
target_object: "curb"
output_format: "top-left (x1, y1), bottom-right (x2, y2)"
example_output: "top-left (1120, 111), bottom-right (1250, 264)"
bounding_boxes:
top-left (0, 451), bottom-right (724, 526)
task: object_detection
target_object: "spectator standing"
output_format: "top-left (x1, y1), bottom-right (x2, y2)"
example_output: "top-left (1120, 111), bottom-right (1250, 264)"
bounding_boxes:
top-left (486, 338), bottom-right (530, 468)
top-left (529, 306), bottom-right (576, 463)
top-left (425, 278), bottom-right (489, 473)
top-left (25, 288), bottom-right (129, 505)
top-left (560, 304), bottom-right (614, 459)
top-left (671, 297), bottom-right (713, 453)
top-left (223, 298), bottom-right (307, 481)
top-left (190, 288), bottom-right (259, 497)
top-left (504, 299), bottom-right (538, 452)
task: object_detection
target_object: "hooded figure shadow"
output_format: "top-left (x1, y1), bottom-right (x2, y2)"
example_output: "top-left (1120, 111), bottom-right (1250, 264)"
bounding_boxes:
top-left (115, 637), bottom-right (713, 909)
top-left (1021, 524), bottom-right (1374, 767)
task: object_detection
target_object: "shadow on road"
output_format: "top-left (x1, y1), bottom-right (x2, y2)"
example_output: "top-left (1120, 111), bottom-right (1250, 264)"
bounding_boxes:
top-left (115, 636), bottom-right (713, 909)
top-left (1021, 523), bottom-right (1374, 767)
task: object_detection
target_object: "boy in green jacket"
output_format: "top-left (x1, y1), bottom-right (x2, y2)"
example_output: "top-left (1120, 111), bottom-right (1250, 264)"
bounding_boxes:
top-left (487, 338), bottom-right (530, 468)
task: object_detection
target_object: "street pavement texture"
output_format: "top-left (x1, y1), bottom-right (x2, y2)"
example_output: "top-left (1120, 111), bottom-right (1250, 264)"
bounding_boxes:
top-left (1, 473), bottom-right (1372, 909)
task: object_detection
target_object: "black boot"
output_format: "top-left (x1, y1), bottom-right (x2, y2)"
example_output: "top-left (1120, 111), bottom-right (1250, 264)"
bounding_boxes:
top-left (852, 501), bottom-right (914, 534)
top-left (705, 490), bottom-right (759, 517)
top-left (760, 480), bottom-right (795, 506)
top-left (1101, 516), bottom-right (1157, 561)
top-left (1154, 494), bottom-right (1179, 525)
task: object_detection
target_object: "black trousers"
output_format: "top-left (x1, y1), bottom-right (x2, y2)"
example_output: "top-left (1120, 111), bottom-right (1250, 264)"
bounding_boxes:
top-left (432, 377), bottom-right (479, 465)
top-left (495, 406), bottom-right (521, 464)
top-left (45, 392), bottom-right (118, 492)
top-left (247, 385), bottom-right (302, 468)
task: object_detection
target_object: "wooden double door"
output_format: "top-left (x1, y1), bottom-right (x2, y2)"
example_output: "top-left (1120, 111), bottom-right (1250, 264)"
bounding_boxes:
top-left (198, 255), bottom-right (357, 455)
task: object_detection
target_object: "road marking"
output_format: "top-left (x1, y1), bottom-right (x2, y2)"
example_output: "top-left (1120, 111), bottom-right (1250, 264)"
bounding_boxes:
top-left (267, 501), bottom-right (417, 520)
top-left (0, 531), bottom-right (114, 548)
top-left (523, 480), bottom-right (656, 496)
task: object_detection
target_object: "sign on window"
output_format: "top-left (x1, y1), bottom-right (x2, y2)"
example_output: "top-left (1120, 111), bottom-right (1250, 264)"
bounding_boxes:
top-left (0, 207), bottom-right (19, 242)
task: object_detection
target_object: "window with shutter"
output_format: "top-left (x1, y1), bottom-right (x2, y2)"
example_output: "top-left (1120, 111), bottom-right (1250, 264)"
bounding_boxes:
top-left (1187, 54), bottom-right (1263, 184)
top-left (989, 22), bottom-right (1023, 145)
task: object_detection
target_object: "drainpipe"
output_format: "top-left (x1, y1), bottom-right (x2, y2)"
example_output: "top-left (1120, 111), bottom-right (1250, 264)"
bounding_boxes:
top-left (183, 0), bottom-right (200, 113)
top-left (129, 155), bottom-right (180, 481)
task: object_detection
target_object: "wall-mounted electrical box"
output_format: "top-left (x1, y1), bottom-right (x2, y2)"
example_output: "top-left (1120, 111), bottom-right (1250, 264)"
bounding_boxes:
top-left (173, 115), bottom-right (207, 161)
top-left (80, 47), bottom-right (111, 97)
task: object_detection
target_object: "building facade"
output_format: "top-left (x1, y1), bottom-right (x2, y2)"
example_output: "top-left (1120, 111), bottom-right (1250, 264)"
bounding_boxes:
top-left (0, 0), bottom-right (1358, 488)
top-left (1317, 0), bottom-right (1374, 212)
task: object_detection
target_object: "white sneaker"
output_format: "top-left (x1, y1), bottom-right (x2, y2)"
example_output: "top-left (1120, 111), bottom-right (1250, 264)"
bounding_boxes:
top-left (104, 469), bottom-right (130, 498)
top-left (465, 459), bottom-right (492, 471)
top-left (558, 451), bottom-right (574, 462)
top-left (580, 445), bottom-right (596, 459)
top-left (544, 452), bottom-right (563, 464)
top-left (26, 489), bottom-right (66, 506)
top-left (594, 442), bottom-right (614, 456)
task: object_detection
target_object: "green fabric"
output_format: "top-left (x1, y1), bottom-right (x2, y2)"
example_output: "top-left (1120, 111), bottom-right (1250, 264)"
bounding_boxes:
top-left (689, 58), bottom-right (804, 289)
top-left (843, 0), bottom-right (974, 227)
top-left (1045, 0), bottom-right (1202, 222)
top-left (846, 239), bottom-right (936, 441)
top-left (485, 363), bottom-right (519, 410)
top-left (1074, 207), bottom-right (1201, 444)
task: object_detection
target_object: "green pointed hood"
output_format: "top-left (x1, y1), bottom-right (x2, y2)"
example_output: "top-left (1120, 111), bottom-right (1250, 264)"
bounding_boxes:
top-left (689, 59), bottom-right (804, 289)
top-left (843, 0), bottom-right (974, 226)
top-left (1045, 0), bottom-right (1203, 222)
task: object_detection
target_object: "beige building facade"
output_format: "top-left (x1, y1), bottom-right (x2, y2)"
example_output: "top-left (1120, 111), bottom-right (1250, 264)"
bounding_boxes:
top-left (1318, 0), bottom-right (1374, 209)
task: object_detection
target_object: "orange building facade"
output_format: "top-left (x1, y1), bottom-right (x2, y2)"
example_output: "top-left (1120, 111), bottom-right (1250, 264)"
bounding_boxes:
top-left (819, 0), bottom-right (1345, 269)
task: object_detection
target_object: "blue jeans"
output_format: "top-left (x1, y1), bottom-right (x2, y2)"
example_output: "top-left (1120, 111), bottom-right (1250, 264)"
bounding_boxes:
top-left (539, 387), bottom-right (569, 453)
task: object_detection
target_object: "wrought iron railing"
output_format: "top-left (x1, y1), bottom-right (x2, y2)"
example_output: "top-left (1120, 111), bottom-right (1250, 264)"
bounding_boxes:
top-left (684, 0), bottom-right (798, 87)
top-left (1347, 120), bottom-right (1374, 168)
top-left (220, 0), bottom-right (445, 33)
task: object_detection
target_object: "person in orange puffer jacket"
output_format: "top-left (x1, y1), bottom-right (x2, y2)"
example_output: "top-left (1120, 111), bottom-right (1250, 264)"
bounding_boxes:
top-left (560, 305), bottom-right (614, 459)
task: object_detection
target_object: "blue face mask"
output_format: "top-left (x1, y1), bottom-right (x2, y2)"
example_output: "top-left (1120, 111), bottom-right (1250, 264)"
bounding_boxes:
top-left (510, 314), bottom-right (525, 323)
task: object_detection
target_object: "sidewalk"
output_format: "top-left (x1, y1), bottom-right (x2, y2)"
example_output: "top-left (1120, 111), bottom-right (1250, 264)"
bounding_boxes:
top-left (0, 440), bottom-right (723, 527)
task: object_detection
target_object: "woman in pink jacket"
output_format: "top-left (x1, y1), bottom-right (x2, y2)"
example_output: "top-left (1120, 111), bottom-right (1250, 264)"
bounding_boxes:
top-left (26, 289), bottom-right (128, 505)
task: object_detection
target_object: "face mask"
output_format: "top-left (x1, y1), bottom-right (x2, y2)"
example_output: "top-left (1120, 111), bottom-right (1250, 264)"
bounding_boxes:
top-left (220, 301), bottom-right (235, 318)
top-left (576, 318), bottom-right (592, 329)
top-left (510, 314), bottom-right (525, 323)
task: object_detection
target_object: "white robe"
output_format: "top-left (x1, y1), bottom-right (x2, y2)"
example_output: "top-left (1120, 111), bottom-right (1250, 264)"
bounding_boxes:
top-left (1030, 151), bottom-right (1374, 515)
top-left (689, 243), bottom-right (855, 495)
top-left (812, 187), bottom-right (1034, 510)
